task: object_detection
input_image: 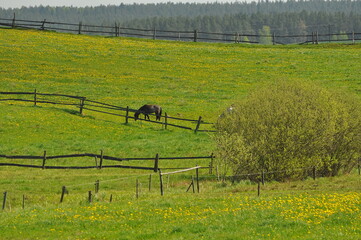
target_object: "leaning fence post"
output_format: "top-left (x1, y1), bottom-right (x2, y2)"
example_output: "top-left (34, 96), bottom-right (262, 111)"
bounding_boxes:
top-left (60, 186), bottom-right (66, 203)
top-left (42, 151), bottom-right (47, 169)
top-left (186, 176), bottom-right (195, 193)
top-left (2, 192), bottom-right (7, 210)
top-left (194, 116), bottom-right (202, 133)
top-left (41, 19), bottom-right (46, 30)
top-left (34, 89), bottom-right (37, 106)
top-left (154, 153), bottom-right (159, 172)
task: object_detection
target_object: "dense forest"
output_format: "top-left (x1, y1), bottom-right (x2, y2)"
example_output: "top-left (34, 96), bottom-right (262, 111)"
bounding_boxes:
top-left (1, 0), bottom-right (361, 43)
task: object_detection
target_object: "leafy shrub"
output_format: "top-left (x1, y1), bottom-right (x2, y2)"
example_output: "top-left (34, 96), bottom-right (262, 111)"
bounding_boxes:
top-left (215, 80), bottom-right (361, 181)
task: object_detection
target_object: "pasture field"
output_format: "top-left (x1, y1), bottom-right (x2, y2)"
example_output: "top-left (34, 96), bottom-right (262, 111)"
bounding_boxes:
top-left (0, 28), bottom-right (361, 239)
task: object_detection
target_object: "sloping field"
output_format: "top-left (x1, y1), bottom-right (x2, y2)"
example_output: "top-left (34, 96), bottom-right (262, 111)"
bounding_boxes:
top-left (0, 28), bottom-right (360, 239)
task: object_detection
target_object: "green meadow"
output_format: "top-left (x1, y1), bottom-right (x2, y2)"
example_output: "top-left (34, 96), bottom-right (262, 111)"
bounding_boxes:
top-left (0, 28), bottom-right (360, 239)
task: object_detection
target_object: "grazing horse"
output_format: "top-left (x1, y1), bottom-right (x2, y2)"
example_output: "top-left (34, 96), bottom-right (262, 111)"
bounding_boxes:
top-left (134, 104), bottom-right (162, 121)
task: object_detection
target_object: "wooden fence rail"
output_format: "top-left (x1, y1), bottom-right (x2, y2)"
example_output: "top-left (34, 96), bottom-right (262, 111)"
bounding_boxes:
top-left (0, 90), bottom-right (215, 132)
top-left (1, 16), bottom-right (360, 44)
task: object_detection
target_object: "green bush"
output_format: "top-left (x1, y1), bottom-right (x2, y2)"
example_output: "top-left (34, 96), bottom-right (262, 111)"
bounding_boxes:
top-left (215, 81), bottom-right (361, 181)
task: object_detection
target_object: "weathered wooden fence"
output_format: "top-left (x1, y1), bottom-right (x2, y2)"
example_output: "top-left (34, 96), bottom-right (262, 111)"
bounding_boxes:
top-left (1, 15), bottom-right (360, 44)
top-left (0, 90), bottom-right (215, 132)
top-left (0, 151), bottom-right (214, 171)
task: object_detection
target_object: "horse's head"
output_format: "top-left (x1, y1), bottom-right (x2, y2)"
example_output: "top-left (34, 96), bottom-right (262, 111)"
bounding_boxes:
top-left (134, 112), bottom-right (140, 121)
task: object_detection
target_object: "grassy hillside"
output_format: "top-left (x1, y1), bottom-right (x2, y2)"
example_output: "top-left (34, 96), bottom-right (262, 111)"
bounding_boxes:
top-left (0, 28), bottom-right (361, 239)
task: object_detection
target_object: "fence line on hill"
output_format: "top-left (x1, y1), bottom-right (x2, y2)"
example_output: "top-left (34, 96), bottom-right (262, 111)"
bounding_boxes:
top-left (0, 90), bottom-right (215, 133)
top-left (0, 151), bottom-right (215, 173)
top-left (0, 15), bottom-right (360, 44)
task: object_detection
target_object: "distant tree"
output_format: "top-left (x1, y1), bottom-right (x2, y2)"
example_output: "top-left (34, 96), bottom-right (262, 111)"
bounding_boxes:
top-left (258, 25), bottom-right (273, 44)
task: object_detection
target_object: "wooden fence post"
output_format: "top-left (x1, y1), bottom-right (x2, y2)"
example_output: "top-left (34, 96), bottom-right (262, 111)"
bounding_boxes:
top-left (2, 192), bottom-right (7, 210)
top-left (164, 112), bottom-right (168, 129)
top-left (41, 19), bottom-right (46, 30)
top-left (12, 13), bottom-right (15, 28)
top-left (194, 116), bottom-right (202, 133)
top-left (358, 159), bottom-right (360, 175)
top-left (159, 170), bottom-right (164, 196)
top-left (114, 22), bottom-right (118, 37)
top-left (88, 191), bottom-right (92, 203)
top-left (257, 182), bottom-right (261, 197)
top-left (109, 194), bottom-right (113, 203)
top-left (42, 151), bottom-right (47, 169)
top-left (34, 89), bottom-right (37, 106)
top-left (186, 176), bottom-right (195, 193)
top-left (194, 29), bottom-right (198, 42)
top-left (272, 32), bottom-right (276, 45)
top-left (95, 180), bottom-right (100, 194)
top-left (22, 194), bottom-right (25, 209)
top-left (312, 32), bottom-right (315, 44)
top-left (153, 28), bottom-right (156, 40)
top-left (99, 150), bottom-right (103, 169)
top-left (352, 31), bottom-right (355, 44)
top-left (60, 186), bottom-right (66, 203)
top-left (209, 153), bottom-right (214, 174)
top-left (196, 165), bottom-right (200, 193)
top-left (125, 106), bottom-right (129, 124)
top-left (154, 153), bottom-right (159, 172)
top-left (136, 179), bottom-right (139, 199)
top-left (148, 174), bottom-right (152, 191)
top-left (78, 21), bottom-right (82, 34)
top-left (79, 97), bottom-right (86, 115)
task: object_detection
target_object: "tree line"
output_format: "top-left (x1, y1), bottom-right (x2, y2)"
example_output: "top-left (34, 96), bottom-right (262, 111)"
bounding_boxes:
top-left (1, 1), bottom-right (361, 44)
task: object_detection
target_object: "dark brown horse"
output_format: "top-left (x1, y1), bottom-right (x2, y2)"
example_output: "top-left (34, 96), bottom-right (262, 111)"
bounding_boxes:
top-left (134, 104), bottom-right (162, 121)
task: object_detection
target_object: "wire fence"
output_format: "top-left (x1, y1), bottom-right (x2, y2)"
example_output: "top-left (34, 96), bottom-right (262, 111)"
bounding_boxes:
top-left (0, 90), bottom-right (215, 132)
top-left (1, 15), bottom-right (361, 44)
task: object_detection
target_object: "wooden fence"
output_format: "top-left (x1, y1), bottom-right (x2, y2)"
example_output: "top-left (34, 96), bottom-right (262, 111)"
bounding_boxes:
top-left (1, 15), bottom-right (360, 44)
top-left (0, 151), bottom-right (215, 172)
top-left (0, 90), bottom-right (215, 132)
